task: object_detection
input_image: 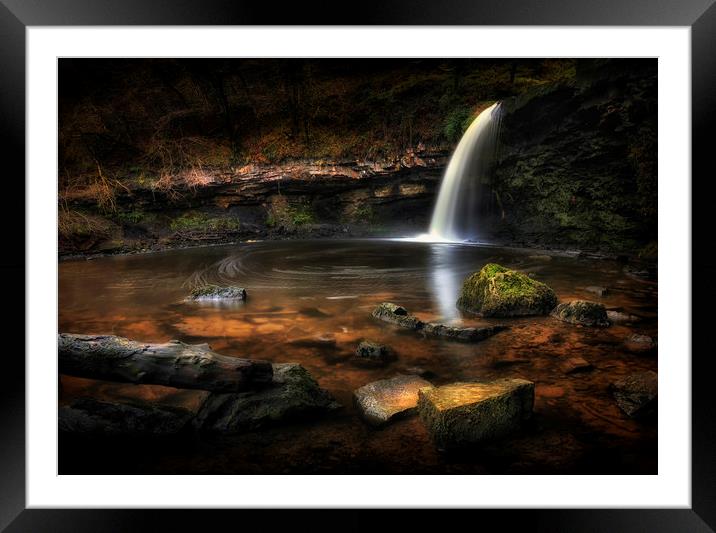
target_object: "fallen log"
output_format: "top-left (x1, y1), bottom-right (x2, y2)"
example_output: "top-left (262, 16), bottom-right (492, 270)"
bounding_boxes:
top-left (58, 333), bottom-right (273, 393)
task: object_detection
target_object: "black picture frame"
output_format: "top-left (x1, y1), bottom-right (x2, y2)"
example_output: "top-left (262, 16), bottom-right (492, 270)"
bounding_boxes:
top-left (2, 1), bottom-right (712, 530)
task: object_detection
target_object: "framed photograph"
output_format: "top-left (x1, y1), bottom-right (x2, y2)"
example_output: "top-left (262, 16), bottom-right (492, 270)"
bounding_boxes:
top-left (3, 0), bottom-right (712, 530)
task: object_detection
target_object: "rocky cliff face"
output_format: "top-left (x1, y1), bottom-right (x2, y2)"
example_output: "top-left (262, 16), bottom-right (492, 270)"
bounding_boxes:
top-left (59, 151), bottom-right (446, 255)
top-left (487, 59), bottom-right (657, 253)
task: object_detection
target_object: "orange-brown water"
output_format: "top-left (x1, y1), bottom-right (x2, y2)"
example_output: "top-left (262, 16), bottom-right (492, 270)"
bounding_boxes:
top-left (59, 239), bottom-right (657, 474)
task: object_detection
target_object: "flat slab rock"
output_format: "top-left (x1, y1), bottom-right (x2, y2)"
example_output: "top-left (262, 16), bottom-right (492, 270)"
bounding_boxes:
top-left (371, 302), bottom-right (506, 342)
top-left (193, 363), bottom-right (340, 433)
top-left (353, 374), bottom-right (433, 426)
top-left (418, 378), bottom-right (535, 448)
top-left (611, 370), bottom-right (657, 417)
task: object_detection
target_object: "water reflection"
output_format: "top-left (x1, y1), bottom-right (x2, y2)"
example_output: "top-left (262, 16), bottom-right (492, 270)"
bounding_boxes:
top-left (428, 243), bottom-right (467, 323)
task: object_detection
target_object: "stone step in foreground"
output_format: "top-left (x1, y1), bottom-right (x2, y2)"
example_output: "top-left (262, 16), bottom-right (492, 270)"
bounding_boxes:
top-left (353, 374), bottom-right (434, 426)
top-left (418, 378), bottom-right (535, 449)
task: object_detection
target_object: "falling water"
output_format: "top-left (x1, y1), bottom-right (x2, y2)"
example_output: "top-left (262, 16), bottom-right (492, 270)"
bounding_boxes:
top-left (424, 102), bottom-right (502, 242)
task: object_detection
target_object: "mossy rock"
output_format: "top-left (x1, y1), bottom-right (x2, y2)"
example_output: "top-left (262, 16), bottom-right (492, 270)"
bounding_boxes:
top-left (551, 300), bottom-right (609, 327)
top-left (456, 263), bottom-right (557, 317)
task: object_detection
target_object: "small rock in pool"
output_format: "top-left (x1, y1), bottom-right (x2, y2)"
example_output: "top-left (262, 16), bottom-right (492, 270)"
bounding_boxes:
top-left (584, 286), bottom-right (608, 297)
top-left (610, 370), bottom-right (657, 417)
top-left (188, 284), bottom-right (247, 301)
top-left (607, 310), bottom-right (641, 324)
top-left (404, 366), bottom-right (436, 379)
top-left (551, 300), bottom-right (610, 327)
top-left (422, 322), bottom-right (507, 342)
top-left (289, 333), bottom-right (337, 349)
top-left (561, 357), bottom-right (593, 374)
top-left (623, 333), bottom-right (657, 354)
top-left (354, 341), bottom-right (394, 365)
top-left (371, 302), bottom-right (423, 330)
top-left (418, 378), bottom-right (535, 449)
top-left (353, 374), bottom-right (433, 426)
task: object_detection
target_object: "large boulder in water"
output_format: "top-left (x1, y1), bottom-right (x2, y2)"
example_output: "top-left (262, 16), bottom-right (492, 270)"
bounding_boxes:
top-left (456, 263), bottom-right (557, 317)
top-left (551, 300), bottom-right (610, 327)
top-left (193, 363), bottom-right (340, 433)
top-left (418, 378), bottom-right (535, 448)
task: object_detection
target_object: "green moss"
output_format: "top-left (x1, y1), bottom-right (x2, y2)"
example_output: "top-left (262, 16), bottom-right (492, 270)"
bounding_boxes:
top-left (551, 300), bottom-right (609, 327)
top-left (457, 263), bottom-right (557, 317)
top-left (265, 197), bottom-right (315, 228)
top-left (170, 212), bottom-right (240, 232)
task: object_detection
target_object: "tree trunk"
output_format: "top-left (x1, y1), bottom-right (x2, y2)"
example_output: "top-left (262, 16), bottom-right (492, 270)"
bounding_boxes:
top-left (58, 334), bottom-right (273, 393)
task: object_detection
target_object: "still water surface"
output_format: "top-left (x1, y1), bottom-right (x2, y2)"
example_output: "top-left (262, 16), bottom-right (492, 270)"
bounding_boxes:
top-left (59, 239), bottom-right (658, 474)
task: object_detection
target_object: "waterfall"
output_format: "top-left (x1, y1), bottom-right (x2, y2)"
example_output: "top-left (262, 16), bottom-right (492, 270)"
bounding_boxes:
top-left (425, 102), bottom-right (502, 242)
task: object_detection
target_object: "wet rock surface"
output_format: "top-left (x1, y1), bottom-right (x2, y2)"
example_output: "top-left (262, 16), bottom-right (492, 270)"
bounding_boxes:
top-left (561, 357), bottom-right (594, 374)
top-left (457, 263), bottom-right (557, 317)
top-left (354, 341), bottom-right (394, 365)
top-left (371, 302), bottom-right (423, 330)
top-left (353, 374), bottom-right (433, 426)
top-left (584, 286), bottom-right (608, 297)
top-left (188, 284), bottom-right (247, 301)
top-left (623, 333), bottom-right (657, 354)
top-left (59, 398), bottom-right (194, 435)
top-left (418, 378), bottom-right (535, 449)
top-left (371, 302), bottom-right (506, 342)
top-left (193, 363), bottom-right (340, 433)
top-left (551, 300), bottom-right (610, 327)
top-left (611, 371), bottom-right (657, 417)
top-left (607, 310), bottom-right (641, 324)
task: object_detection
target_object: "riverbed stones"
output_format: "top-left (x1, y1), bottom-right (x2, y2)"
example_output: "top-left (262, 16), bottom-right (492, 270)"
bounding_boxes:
top-left (610, 370), bottom-right (657, 417)
top-left (188, 284), bottom-right (247, 301)
top-left (606, 310), bottom-right (641, 324)
top-left (561, 357), bottom-right (593, 374)
top-left (354, 341), bottom-right (394, 364)
top-left (456, 263), bottom-right (557, 317)
top-left (584, 286), bottom-right (608, 297)
top-left (353, 374), bottom-right (433, 426)
top-left (371, 303), bottom-right (506, 343)
top-left (551, 300), bottom-right (610, 327)
top-left (371, 302), bottom-right (422, 330)
top-left (193, 363), bottom-right (340, 433)
top-left (418, 378), bottom-right (535, 448)
top-left (623, 333), bottom-right (657, 354)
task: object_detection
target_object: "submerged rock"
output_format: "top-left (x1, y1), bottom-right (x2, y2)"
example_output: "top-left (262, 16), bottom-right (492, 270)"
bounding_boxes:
top-left (371, 302), bottom-right (506, 343)
top-left (607, 310), bottom-right (641, 324)
top-left (456, 263), bottom-right (557, 317)
top-left (354, 341), bottom-right (394, 365)
top-left (353, 374), bottom-right (433, 426)
top-left (610, 370), bottom-right (657, 417)
top-left (193, 363), bottom-right (340, 433)
top-left (418, 378), bottom-right (535, 448)
top-left (59, 398), bottom-right (194, 436)
top-left (584, 286), bottom-right (608, 297)
top-left (623, 333), bottom-right (657, 354)
top-left (371, 302), bottom-right (422, 330)
top-left (551, 300), bottom-right (610, 327)
top-left (188, 284), bottom-right (247, 301)
top-left (289, 333), bottom-right (338, 349)
top-left (561, 357), bottom-right (593, 374)
top-left (422, 322), bottom-right (507, 342)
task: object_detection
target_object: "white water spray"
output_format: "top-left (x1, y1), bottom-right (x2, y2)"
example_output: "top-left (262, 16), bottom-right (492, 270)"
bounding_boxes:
top-left (415, 102), bottom-right (502, 243)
